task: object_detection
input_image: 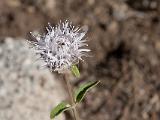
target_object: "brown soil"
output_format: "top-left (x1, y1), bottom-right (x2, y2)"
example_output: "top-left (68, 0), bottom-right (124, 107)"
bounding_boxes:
top-left (0, 0), bottom-right (160, 120)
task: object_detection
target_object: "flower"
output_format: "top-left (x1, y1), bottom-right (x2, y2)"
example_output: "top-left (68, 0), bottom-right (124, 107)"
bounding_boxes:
top-left (28, 20), bottom-right (90, 73)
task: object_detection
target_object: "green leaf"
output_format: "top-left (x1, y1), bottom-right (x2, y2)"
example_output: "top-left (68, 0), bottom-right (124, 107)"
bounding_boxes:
top-left (50, 102), bottom-right (71, 119)
top-left (71, 65), bottom-right (80, 78)
top-left (74, 81), bottom-right (100, 103)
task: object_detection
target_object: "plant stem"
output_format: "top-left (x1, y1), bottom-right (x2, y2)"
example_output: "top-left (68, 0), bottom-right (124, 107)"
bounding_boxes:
top-left (63, 75), bottom-right (79, 120)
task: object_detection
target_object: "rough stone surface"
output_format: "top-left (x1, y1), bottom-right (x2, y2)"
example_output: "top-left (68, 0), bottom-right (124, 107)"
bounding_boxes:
top-left (0, 38), bottom-right (66, 120)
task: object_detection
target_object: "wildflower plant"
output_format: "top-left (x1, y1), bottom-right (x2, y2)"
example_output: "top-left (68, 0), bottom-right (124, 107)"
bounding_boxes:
top-left (28, 20), bottom-right (99, 120)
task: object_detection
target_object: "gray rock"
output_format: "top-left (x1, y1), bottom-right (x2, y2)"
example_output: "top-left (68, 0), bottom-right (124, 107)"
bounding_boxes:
top-left (0, 38), bottom-right (66, 120)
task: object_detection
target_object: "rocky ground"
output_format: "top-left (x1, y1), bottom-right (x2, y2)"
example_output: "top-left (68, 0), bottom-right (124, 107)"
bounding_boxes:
top-left (0, 38), bottom-right (66, 120)
top-left (0, 0), bottom-right (160, 120)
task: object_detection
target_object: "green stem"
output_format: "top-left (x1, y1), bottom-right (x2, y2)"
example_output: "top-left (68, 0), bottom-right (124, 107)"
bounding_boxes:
top-left (63, 75), bottom-right (79, 120)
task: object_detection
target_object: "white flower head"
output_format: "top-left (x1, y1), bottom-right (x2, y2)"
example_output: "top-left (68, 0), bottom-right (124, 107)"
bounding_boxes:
top-left (28, 20), bottom-right (90, 73)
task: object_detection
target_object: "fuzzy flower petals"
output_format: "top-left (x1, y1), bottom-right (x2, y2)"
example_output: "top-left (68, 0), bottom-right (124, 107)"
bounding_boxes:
top-left (28, 20), bottom-right (90, 73)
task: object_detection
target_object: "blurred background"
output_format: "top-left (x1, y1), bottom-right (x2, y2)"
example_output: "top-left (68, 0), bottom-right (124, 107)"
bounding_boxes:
top-left (0, 0), bottom-right (160, 120)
